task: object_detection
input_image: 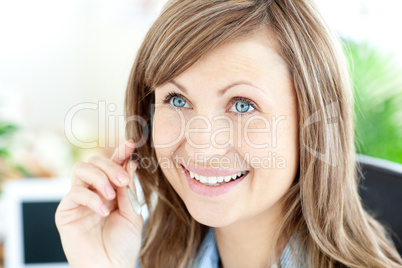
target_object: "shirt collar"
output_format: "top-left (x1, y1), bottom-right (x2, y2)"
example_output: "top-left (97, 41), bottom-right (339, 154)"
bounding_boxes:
top-left (193, 227), bottom-right (306, 268)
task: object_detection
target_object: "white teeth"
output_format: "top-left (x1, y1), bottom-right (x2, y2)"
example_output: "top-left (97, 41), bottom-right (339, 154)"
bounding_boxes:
top-left (199, 176), bottom-right (208, 183)
top-left (208, 176), bottom-right (217, 184)
top-left (187, 169), bottom-right (248, 185)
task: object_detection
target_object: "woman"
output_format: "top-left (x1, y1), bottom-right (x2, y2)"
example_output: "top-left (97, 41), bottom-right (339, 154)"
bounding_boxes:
top-left (55, 0), bottom-right (402, 267)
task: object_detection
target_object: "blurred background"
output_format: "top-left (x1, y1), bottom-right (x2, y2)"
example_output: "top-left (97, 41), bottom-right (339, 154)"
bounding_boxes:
top-left (0, 0), bottom-right (402, 267)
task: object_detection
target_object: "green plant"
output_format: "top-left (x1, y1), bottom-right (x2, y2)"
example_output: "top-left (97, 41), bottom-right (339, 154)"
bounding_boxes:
top-left (0, 121), bottom-right (18, 158)
top-left (0, 121), bottom-right (32, 185)
top-left (344, 39), bottom-right (402, 163)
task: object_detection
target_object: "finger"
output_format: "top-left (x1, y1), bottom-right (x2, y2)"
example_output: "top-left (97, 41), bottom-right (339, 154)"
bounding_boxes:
top-left (65, 186), bottom-right (110, 217)
top-left (111, 140), bottom-right (136, 165)
top-left (88, 155), bottom-right (132, 188)
top-left (71, 161), bottom-right (116, 201)
top-left (124, 157), bottom-right (138, 176)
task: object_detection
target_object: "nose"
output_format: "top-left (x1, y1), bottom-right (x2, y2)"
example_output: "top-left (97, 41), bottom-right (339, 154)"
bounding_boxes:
top-left (184, 115), bottom-right (231, 159)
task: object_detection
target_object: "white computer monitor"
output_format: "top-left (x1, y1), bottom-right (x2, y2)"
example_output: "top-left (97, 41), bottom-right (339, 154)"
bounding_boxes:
top-left (2, 176), bottom-right (148, 268)
top-left (2, 178), bottom-right (70, 268)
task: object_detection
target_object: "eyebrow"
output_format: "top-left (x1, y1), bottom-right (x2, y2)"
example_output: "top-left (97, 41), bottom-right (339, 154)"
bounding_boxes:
top-left (169, 79), bottom-right (264, 96)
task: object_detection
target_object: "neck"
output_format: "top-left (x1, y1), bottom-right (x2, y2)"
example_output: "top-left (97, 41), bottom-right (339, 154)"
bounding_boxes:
top-left (214, 201), bottom-right (285, 268)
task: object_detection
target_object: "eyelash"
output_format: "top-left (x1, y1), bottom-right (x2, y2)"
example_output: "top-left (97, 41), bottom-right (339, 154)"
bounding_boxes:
top-left (161, 91), bottom-right (258, 116)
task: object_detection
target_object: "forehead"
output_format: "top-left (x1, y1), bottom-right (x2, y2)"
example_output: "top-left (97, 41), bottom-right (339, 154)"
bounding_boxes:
top-left (171, 28), bottom-right (290, 88)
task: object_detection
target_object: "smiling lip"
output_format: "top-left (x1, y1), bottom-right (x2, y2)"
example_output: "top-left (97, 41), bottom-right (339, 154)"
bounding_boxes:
top-left (181, 162), bottom-right (248, 177)
top-left (182, 165), bottom-right (249, 197)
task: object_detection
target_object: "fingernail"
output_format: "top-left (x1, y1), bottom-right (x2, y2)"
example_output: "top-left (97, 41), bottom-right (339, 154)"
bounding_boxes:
top-left (104, 184), bottom-right (115, 198)
top-left (117, 172), bottom-right (129, 184)
top-left (99, 204), bottom-right (109, 216)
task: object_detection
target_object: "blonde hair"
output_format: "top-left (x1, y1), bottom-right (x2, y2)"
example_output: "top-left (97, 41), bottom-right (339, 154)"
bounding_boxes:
top-left (124, 0), bottom-right (402, 267)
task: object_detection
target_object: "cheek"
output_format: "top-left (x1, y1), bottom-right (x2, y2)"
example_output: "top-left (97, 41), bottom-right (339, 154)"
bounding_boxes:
top-left (241, 115), bottom-right (297, 152)
top-left (241, 117), bottom-right (273, 150)
top-left (153, 108), bottom-right (184, 154)
top-left (153, 109), bottom-right (185, 193)
top-left (239, 113), bottom-right (299, 173)
top-left (239, 114), bottom-right (299, 216)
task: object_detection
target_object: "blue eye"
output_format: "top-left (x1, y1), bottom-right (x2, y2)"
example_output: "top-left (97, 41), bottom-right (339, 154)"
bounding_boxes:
top-left (229, 99), bottom-right (255, 114)
top-left (236, 101), bottom-right (251, 113)
top-left (162, 92), bottom-right (257, 115)
top-left (172, 96), bottom-right (186, 107)
top-left (162, 92), bottom-right (191, 108)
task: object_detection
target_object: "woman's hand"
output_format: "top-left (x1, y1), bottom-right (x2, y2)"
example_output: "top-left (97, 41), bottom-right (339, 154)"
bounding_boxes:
top-left (55, 140), bottom-right (143, 268)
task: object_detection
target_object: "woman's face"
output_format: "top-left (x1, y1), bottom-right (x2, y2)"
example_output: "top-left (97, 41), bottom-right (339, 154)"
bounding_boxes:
top-left (152, 28), bottom-right (299, 227)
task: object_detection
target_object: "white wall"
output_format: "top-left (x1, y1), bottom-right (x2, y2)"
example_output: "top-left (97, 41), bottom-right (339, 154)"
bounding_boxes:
top-left (316, 0), bottom-right (402, 61)
top-left (0, 0), bottom-right (165, 143)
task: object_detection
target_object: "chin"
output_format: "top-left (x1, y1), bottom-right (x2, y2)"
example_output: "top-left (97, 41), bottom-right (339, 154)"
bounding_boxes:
top-left (183, 198), bottom-right (238, 227)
